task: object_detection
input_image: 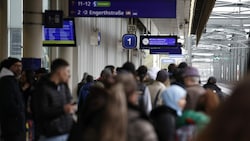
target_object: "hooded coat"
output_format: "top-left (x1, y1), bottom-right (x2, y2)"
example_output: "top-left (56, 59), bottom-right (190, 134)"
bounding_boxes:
top-left (0, 68), bottom-right (26, 140)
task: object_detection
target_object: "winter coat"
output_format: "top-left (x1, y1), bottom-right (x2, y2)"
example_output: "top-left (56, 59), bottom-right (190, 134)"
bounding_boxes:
top-left (203, 83), bottom-right (221, 93)
top-left (0, 68), bottom-right (26, 137)
top-left (127, 104), bottom-right (158, 141)
top-left (150, 106), bottom-right (177, 141)
top-left (185, 86), bottom-right (205, 110)
top-left (147, 81), bottom-right (166, 108)
top-left (34, 75), bottom-right (73, 137)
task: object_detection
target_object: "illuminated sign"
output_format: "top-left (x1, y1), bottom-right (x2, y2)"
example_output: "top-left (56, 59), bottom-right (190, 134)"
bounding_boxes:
top-left (43, 19), bottom-right (77, 47)
top-left (140, 35), bottom-right (178, 49)
top-left (69, 0), bottom-right (176, 18)
top-left (150, 48), bottom-right (182, 55)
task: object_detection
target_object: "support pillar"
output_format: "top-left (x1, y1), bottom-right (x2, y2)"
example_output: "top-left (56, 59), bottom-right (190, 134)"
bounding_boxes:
top-left (23, 0), bottom-right (43, 70)
top-left (186, 36), bottom-right (192, 66)
top-left (0, 0), bottom-right (8, 60)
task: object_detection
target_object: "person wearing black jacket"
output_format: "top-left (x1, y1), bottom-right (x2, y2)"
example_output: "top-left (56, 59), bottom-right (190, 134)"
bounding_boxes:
top-left (34, 59), bottom-right (75, 141)
top-left (0, 57), bottom-right (25, 141)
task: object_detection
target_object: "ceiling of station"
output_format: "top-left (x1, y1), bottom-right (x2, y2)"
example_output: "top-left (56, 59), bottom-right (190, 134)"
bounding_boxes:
top-left (195, 0), bottom-right (250, 56)
top-left (151, 0), bottom-right (191, 36)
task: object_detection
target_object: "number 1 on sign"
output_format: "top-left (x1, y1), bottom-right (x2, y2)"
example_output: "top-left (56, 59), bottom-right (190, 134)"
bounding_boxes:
top-left (127, 38), bottom-right (132, 45)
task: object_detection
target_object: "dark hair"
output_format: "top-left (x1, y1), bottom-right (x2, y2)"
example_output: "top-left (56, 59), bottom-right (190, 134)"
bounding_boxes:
top-left (86, 75), bottom-right (94, 83)
top-left (136, 65), bottom-right (148, 82)
top-left (101, 69), bottom-right (112, 78)
top-left (122, 62), bottom-right (136, 75)
top-left (0, 57), bottom-right (21, 69)
top-left (197, 75), bottom-right (250, 141)
top-left (156, 70), bottom-right (169, 83)
top-left (35, 68), bottom-right (48, 74)
top-left (207, 77), bottom-right (217, 84)
top-left (178, 62), bottom-right (188, 70)
top-left (168, 63), bottom-right (177, 73)
top-left (105, 65), bottom-right (115, 74)
top-left (23, 70), bottom-right (35, 85)
top-left (51, 59), bottom-right (69, 73)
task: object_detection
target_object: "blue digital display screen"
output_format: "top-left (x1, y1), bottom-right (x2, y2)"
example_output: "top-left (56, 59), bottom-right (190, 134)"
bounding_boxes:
top-left (150, 48), bottom-right (182, 55)
top-left (140, 35), bottom-right (178, 49)
top-left (69, 0), bottom-right (176, 18)
top-left (43, 19), bottom-right (76, 47)
top-left (149, 43), bottom-right (182, 55)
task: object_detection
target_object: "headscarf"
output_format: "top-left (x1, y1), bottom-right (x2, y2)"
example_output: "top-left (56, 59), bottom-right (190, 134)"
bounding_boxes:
top-left (162, 85), bottom-right (187, 116)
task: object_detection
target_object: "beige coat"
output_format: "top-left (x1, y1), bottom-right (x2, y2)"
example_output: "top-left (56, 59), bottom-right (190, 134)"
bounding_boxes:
top-left (147, 81), bottom-right (166, 108)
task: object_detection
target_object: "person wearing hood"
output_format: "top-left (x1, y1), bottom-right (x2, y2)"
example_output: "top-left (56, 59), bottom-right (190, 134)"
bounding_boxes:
top-left (0, 57), bottom-right (25, 141)
top-left (150, 85), bottom-right (187, 141)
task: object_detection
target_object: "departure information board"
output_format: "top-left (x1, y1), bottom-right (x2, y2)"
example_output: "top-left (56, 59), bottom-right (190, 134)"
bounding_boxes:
top-left (69, 0), bottom-right (176, 18)
top-left (43, 19), bottom-right (76, 47)
top-left (140, 35), bottom-right (178, 49)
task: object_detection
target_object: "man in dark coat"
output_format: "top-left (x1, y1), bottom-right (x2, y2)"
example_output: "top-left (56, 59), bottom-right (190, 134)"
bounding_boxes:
top-left (34, 59), bottom-right (75, 141)
top-left (0, 57), bottom-right (25, 141)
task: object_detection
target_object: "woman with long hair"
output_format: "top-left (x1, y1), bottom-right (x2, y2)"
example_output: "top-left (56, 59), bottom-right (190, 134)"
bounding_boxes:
top-left (68, 85), bottom-right (127, 141)
top-left (197, 76), bottom-right (250, 141)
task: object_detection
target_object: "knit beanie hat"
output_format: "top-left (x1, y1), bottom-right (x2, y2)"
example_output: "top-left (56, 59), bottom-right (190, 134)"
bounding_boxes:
top-left (1, 57), bottom-right (21, 69)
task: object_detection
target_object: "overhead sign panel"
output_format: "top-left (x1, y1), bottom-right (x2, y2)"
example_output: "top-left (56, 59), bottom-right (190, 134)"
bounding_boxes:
top-left (140, 35), bottom-right (178, 49)
top-left (69, 0), bottom-right (176, 18)
top-left (43, 19), bottom-right (77, 47)
top-left (150, 47), bottom-right (182, 55)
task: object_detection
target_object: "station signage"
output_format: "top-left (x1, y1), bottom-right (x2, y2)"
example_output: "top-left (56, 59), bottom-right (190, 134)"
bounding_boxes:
top-left (122, 34), bottom-right (137, 49)
top-left (150, 47), bottom-right (182, 55)
top-left (69, 0), bottom-right (176, 18)
top-left (140, 35), bottom-right (178, 49)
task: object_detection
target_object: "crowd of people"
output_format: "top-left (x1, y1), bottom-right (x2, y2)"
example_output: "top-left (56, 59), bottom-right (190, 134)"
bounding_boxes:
top-left (0, 57), bottom-right (249, 141)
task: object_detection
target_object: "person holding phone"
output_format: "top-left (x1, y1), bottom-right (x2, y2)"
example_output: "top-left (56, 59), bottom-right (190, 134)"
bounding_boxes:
top-left (34, 59), bottom-right (76, 141)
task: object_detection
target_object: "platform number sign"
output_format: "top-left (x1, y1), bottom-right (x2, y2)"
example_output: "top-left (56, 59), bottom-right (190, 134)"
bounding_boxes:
top-left (122, 34), bottom-right (137, 49)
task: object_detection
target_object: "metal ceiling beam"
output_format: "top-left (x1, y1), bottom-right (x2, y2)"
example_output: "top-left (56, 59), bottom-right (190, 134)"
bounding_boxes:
top-left (207, 18), bottom-right (250, 25)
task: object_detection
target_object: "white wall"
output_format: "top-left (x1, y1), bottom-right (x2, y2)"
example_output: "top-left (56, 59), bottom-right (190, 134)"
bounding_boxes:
top-left (75, 18), bottom-right (130, 80)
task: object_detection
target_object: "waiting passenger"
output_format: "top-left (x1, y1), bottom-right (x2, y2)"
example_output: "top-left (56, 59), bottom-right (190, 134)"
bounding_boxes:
top-left (176, 90), bottom-right (218, 140)
top-left (34, 59), bottom-right (75, 141)
top-left (35, 68), bottom-right (48, 81)
top-left (168, 63), bottom-right (177, 83)
top-left (136, 65), bottom-right (152, 114)
top-left (68, 85), bottom-right (127, 141)
top-left (96, 68), bottom-right (115, 89)
top-left (196, 76), bottom-right (250, 141)
top-left (203, 76), bottom-right (224, 101)
top-left (117, 71), bottom-right (158, 141)
top-left (148, 70), bottom-right (169, 108)
top-left (196, 90), bottom-right (220, 117)
top-left (78, 75), bottom-right (94, 114)
top-left (77, 72), bottom-right (88, 97)
top-left (20, 70), bottom-right (36, 141)
top-left (150, 85), bottom-right (187, 141)
top-left (0, 57), bottom-right (25, 141)
top-left (105, 65), bottom-right (117, 76)
top-left (183, 67), bottom-right (206, 110)
top-left (178, 62), bottom-right (188, 70)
